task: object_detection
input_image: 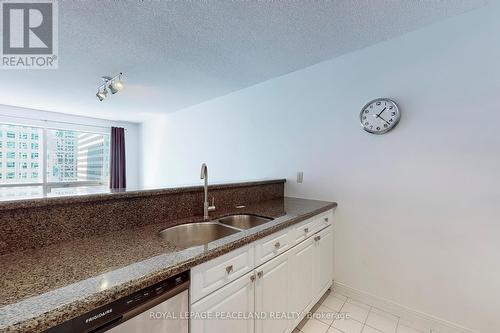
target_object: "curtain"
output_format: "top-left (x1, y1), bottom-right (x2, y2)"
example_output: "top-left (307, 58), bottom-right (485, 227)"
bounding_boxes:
top-left (110, 127), bottom-right (126, 189)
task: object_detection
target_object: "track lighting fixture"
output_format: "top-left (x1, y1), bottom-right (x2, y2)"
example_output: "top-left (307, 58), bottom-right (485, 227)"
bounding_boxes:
top-left (96, 73), bottom-right (124, 101)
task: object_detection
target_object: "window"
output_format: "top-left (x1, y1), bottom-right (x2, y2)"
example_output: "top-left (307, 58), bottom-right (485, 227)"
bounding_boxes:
top-left (0, 123), bottom-right (110, 188)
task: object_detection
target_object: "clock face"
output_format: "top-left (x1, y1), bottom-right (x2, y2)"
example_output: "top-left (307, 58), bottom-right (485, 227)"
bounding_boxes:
top-left (360, 98), bottom-right (401, 134)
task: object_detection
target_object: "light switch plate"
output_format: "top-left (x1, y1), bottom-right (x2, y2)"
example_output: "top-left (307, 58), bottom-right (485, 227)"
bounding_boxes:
top-left (297, 171), bottom-right (303, 183)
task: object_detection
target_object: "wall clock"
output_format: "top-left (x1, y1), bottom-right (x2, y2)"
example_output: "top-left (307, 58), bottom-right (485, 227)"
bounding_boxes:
top-left (360, 98), bottom-right (401, 134)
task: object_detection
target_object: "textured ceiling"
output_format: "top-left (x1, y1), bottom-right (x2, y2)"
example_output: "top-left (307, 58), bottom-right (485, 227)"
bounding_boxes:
top-left (0, 0), bottom-right (488, 122)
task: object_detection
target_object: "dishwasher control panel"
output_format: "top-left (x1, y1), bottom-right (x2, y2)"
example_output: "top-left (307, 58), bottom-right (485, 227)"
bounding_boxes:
top-left (45, 270), bottom-right (189, 333)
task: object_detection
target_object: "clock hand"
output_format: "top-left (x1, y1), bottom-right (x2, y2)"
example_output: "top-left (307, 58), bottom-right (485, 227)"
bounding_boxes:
top-left (376, 107), bottom-right (387, 117)
top-left (377, 115), bottom-right (390, 125)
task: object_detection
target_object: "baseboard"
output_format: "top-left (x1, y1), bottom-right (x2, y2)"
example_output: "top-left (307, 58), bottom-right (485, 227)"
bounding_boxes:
top-left (332, 281), bottom-right (476, 333)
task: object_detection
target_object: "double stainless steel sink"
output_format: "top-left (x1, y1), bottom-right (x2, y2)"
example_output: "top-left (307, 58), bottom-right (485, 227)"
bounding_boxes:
top-left (159, 214), bottom-right (273, 248)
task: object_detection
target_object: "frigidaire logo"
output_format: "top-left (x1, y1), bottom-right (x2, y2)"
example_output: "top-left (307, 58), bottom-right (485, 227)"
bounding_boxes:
top-left (1, 0), bottom-right (58, 69)
top-left (85, 309), bottom-right (113, 324)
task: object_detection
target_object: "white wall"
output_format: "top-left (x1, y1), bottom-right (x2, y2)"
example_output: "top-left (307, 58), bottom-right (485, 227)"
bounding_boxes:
top-left (0, 105), bottom-right (141, 188)
top-left (141, 4), bottom-right (500, 332)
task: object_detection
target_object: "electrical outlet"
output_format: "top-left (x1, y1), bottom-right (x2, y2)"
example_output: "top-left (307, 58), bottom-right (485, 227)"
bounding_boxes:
top-left (297, 171), bottom-right (304, 183)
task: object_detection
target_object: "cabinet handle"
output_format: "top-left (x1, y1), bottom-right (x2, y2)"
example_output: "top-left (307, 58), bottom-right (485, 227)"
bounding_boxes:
top-left (314, 235), bottom-right (321, 241)
top-left (250, 274), bottom-right (256, 282)
top-left (257, 271), bottom-right (263, 278)
top-left (304, 228), bottom-right (309, 233)
top-left (226, 265), bottom-right (233, 274)
top-left (274, 242), bottom-right (280, 249)
top-left (324, 217), bottom-right (329, 222)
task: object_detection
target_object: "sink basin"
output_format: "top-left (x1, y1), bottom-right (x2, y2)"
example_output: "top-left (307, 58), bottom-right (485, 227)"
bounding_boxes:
top-left (159, 222), bottom-right (240, 248)
top-left (218, 214), bottom-right (273, 230)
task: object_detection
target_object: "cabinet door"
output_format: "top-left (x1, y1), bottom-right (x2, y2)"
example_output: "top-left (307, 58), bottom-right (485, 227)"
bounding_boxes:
top-left (255, 251), bottom-right (291, 333)
top-left (191, 271), bottom-right (255, 333)
top-left (315, 226), bottom-right (334, 298)
top-left (290, 236), bottom-right (315, 326)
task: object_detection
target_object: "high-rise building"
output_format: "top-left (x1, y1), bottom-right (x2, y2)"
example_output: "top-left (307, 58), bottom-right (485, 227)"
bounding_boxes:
top-left (77, 132), bottom-right (110, 182)
top-left (46, 130), bottom-right (79, 182)
top-left (0, 124), bottom-right (42, 184)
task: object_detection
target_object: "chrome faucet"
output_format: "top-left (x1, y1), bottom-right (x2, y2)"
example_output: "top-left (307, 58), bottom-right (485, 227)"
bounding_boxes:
top-left (200, 163), bottom-right (216, 220)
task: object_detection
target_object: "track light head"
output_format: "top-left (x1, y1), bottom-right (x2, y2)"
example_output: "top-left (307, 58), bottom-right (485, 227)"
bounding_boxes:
top-left (96, 89), bottom-right (107, 101)
top-left (109, 79), bottom-right (124, 94)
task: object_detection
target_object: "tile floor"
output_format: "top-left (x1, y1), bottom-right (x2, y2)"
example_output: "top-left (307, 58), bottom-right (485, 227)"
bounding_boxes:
top-left (294, 290), bottom-right (429, 333)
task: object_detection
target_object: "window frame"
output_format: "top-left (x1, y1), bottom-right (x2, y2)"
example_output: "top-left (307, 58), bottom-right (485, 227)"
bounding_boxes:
top-left (0, 122), bottom-right (110, 191)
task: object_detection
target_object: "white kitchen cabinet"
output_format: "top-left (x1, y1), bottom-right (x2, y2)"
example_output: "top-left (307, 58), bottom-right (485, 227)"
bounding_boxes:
top-left (292, 217), bottom-right (316, 244)
top-left (191, 244), bottom-right (254, 303)
top-left (190, 209), bottom-right (335, 333)
top-left (254, 227), bottom-right (292, 266)
top-left (314, 226), bottom-right (333, 298)
top-left (289, 236), bottom-right (316, 326)
top-left (191, 271), bottom-right (256, 333)
top-left (315, 212), bottom-right (333, 233)
top-left (255, 251), bottom-right (291, 333)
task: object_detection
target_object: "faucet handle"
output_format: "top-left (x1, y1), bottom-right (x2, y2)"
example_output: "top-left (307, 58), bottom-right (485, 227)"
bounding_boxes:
top-left (208, 197), bottom-right (216, 211)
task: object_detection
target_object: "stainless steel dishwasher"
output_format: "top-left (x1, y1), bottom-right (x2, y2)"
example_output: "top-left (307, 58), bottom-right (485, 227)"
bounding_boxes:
top-left (47, 271), bottom-right (189, 333)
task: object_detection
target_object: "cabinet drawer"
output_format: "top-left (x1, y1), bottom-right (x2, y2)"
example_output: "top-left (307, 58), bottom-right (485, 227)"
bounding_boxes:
top-left (191, 245), bottom-right (254, 303)
top-left (313, 210), bottom-right (333, 233)
top-left (255, 228), bottom-right (292, 266)
top-left (292, 217), bottom-right (316, 244)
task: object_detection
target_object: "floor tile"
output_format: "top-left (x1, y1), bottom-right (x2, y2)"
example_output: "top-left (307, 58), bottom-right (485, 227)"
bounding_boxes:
top-left (327, 327), bottom-right (344, 333)
top-left (299, 318), bottom-right (330, 333)
top-left (366, 308), bottom-right (398, 333)
top-left (312, 304), bottom-right (339, 325)
top-left (322, 294), bottom-right (346, 311)
top-left (396, 324), bottom-right (426, 333)
top-left (332, 317), bottom-right (364, 333)
top-left (341, 299), bottom-right (371, 323)
top-left (362, 326), bottom-right (383, 333)
top-left (330, 291), bottom-right (348, 302)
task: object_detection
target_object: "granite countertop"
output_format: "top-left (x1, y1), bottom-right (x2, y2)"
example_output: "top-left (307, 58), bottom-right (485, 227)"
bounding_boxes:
top-left (0, 197), bottom-right (337, 333)
top-left (0, 179), bottom-right (286, 211)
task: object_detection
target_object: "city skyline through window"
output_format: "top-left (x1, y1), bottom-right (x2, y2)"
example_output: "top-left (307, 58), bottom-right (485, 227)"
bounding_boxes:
top-left (0, 123), bottom-right (110, 188)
